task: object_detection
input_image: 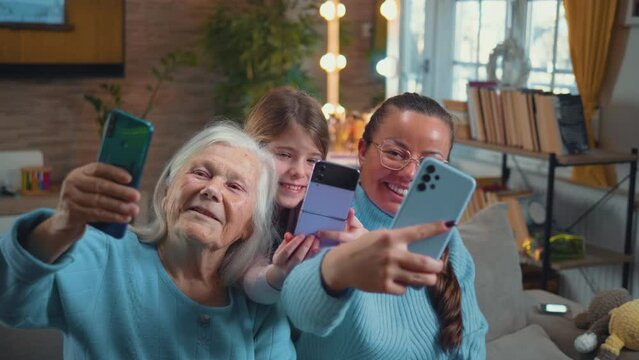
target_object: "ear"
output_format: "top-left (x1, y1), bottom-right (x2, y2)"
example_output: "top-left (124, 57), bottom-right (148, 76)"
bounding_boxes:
top-left (357, 138), bottom-right (368, 166)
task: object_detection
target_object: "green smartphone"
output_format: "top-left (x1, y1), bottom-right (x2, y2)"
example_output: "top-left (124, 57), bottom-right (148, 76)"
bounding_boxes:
top-left (90, 109), bottom-right (154, 238)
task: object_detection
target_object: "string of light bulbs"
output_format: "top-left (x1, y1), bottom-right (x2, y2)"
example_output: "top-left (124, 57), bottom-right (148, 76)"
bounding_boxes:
top-left (319, 0), bottom-right (346, 118)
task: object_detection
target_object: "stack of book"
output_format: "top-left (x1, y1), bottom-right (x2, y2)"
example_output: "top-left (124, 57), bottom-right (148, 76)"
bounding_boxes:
top-left (466, 82), bottom-right (589, 154)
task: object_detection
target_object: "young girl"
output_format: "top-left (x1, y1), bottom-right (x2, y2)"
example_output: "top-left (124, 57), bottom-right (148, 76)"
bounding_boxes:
top-left (281, 93), bottom-right (488, 359)
top-left (242, 87), bottom-right (331, 304)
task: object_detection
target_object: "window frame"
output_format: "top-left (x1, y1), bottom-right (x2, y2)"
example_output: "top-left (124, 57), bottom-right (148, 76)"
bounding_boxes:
top-left (401, 0), bottom-right (575, 101)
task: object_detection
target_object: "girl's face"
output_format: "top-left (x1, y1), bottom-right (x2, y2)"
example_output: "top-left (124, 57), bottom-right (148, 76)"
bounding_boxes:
top-left (358, 108), bottom-right (452, 215)
top-left (266, 123), bottom-right (323, 209)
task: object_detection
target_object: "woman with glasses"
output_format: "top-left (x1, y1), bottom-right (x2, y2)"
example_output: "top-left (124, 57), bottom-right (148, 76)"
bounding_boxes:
top-left (281, 93), bottom-right (488, 359)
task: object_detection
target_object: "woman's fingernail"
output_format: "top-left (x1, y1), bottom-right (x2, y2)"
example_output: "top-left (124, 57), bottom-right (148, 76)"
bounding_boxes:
top-left (445, 220), bottom-right (456, 228)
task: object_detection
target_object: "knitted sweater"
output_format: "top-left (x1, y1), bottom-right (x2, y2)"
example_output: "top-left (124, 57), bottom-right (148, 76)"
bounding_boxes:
top-left (281, 185), bottom-right (488, 359)
top-left (0, 209), bottom-right (295, 360)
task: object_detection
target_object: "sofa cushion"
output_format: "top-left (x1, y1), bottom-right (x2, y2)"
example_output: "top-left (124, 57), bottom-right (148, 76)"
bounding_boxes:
top-left (487, 323), bottom-right (571, 360)
top-left (460, 202), bottom-right (527, 342)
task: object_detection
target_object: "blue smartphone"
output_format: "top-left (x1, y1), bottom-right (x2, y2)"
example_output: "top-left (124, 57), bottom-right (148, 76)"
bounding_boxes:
top-left (391, 158), bottom-right (476, 259)
top-left (90, 109), bottom-right (154, 238)
top-left (293, 161), bottom-right (360, 246)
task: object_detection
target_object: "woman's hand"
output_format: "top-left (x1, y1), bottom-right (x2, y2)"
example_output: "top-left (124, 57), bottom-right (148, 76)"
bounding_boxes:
top-left (320, 221), bottom-right (453, 295)
top-left (22, 163), bottom-right (140, 263)
top-left (316, 208), bottom-right (368, 244)
top-left (266, 232), bottom-right (321, 290)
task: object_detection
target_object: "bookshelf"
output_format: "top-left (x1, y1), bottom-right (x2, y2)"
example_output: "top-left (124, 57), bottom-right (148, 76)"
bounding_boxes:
top-left (456, 139), bottom-right (638, 290)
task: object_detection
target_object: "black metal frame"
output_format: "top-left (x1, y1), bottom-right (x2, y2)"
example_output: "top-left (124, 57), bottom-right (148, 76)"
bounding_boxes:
top-left (499, 148), bottom-right (638, 290)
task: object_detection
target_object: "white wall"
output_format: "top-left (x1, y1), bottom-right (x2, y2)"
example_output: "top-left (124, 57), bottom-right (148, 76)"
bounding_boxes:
top-left (600, 11), bottom-right (639, 179)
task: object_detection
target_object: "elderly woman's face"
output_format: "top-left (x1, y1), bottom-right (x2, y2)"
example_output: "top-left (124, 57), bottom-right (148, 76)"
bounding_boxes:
top-left (163, 144), bottom-right (260, 250)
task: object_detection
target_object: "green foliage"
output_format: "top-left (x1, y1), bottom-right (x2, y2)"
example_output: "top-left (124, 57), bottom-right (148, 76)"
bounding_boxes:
top-left (202, 0), bottom-right (320, 122)
top-left (83, 83), bottom-right (121, 135)
top-left (84, 49), bottom-right (198, 134)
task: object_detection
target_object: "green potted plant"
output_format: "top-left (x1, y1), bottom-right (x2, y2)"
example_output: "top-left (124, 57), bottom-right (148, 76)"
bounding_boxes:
top-left (84, 49), bottom-right (197, 134)
top-left (202, 0), bottom-right (320, 121)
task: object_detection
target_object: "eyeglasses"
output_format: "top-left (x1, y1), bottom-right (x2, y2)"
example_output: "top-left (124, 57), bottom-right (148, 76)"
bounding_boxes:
top-left (371, 140), bottom-right (447, 171)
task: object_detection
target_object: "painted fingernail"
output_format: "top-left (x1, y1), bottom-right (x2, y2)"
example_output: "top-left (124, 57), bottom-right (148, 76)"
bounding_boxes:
top-left (445, 220), bottom-right (456, 228)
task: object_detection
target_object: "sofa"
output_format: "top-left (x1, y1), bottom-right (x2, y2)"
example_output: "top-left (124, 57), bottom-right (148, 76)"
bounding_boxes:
top-left (462, 202), bottom-right (639, 360)
top-left (1, 203), bottom-right (638, 359)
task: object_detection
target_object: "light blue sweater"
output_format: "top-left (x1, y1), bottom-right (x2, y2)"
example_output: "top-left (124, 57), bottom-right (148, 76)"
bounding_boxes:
top-left (0, 209), bottom-right (296, 360)
top-left (282, 186), bottom-right (488, 359)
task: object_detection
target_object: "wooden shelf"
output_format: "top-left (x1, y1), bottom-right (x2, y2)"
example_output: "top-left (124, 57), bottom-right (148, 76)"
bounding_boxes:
top-left (521, 243), bottom-right (634, 271)
top-left (456, 139), bottom-right (638, 166)
top-left (0, 189), bottom-right (60, 216)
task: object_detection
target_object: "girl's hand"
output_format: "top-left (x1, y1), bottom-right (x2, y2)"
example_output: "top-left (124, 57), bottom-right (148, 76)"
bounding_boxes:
top-left (266, 232), bottom-right (320, 289)
top-left (316, 208), bottom-right (368, 244)
top-left (320, 221), bottom-right (453, 295)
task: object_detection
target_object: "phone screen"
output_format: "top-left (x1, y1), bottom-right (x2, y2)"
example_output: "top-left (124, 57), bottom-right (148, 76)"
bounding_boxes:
top-left (293, 161), bottom-right (359, 246)
top-left (541, 303), bottom-right (568, 314)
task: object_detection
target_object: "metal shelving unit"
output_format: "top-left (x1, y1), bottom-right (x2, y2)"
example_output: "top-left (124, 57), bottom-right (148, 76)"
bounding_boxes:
top-left (457, 139), bottom-right (638, 290)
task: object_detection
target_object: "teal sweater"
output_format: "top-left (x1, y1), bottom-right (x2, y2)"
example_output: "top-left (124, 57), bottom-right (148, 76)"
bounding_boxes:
top-left (282, 186), bottom-right (488, 359)
top-left (0, 209), bottom-right (295, 360)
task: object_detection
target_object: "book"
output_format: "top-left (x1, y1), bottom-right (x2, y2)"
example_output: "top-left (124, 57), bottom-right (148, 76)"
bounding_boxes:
top-left (466, 81), bottom-right (497, 142)
top-left (553, 94), bottom-right (589, 154)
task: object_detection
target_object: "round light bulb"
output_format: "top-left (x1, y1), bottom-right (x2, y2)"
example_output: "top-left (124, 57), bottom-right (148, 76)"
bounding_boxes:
top-left (376, 57), bottom-right (398, 78)
top-left (380, 0), bottom-right (398, 21)
top-left (336, 54), bottom-right (347, 70)
top-left (322, 103), bottom-right (336, 117)
top-left (337, 3), bottom-right (346, 18)
top-left (320, 53), bottom-right (337, 72)
top-left (319, 1), bottom-right (336, 21)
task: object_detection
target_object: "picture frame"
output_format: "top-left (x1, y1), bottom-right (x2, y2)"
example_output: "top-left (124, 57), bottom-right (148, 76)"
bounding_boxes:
top-left (626, 0), bottom-right (639, 27)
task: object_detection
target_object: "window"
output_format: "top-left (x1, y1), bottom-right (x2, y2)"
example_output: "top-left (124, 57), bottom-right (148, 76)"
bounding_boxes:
top-left (402, 0), bottom-right (576, 101)
top-left (400, 0), bottom-right (427, 94)
top-left (525, 0), bottom-right (576, 94)
top-left (451, 0), bottom-right (508, 100)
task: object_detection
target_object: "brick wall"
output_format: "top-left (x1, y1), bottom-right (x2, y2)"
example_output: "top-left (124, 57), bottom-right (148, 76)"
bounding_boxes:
top-left (0, 0), bottom-right (379, 195)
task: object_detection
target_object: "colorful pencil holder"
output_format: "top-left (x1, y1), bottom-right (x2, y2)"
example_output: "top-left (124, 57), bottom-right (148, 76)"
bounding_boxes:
top-left (20, 166), bottom-right (52, 195)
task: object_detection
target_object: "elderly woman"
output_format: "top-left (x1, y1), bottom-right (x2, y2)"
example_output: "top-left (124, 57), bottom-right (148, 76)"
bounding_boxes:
top-left (0, 122), bottom-right (295, 359)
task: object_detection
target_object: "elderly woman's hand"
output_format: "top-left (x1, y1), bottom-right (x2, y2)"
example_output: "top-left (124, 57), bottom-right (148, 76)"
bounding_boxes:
top-left (320, 221), bottom-right (453, 295)
top-left (22, 163), bottom-right (141, 262)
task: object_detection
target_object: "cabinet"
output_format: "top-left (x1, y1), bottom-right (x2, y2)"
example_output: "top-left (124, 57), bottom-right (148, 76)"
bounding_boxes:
top-left (456, 139), bottom-right (638, 290)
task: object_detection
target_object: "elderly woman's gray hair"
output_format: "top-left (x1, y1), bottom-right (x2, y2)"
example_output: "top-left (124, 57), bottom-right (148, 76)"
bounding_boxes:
top-left (133, 121), bottom-right (278, 285)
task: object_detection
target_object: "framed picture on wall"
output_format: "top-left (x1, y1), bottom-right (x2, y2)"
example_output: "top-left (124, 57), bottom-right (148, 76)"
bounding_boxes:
top-left (0, 0), bottom-right (124, 77)
top-left (626, 0), bottom-right (639, 26)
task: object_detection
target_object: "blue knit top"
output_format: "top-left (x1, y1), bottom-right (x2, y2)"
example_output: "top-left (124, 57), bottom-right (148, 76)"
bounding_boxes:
top-left (282, 185), bottom-right (488, 359)
top-left (0, 209), bottom-right (296, 360)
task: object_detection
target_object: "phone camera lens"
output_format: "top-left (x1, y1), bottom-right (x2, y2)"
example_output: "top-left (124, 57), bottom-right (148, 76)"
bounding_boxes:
top-left (422, 174), bottom-right (431, 182)
top-left (435, 175), bottom-right (440, 181)
top-left (426, 165), bottom-right (436, 174)
top-left (430, 184), bottom-right (436, 190)
top-left (417, 183), bottom-right (426, 192)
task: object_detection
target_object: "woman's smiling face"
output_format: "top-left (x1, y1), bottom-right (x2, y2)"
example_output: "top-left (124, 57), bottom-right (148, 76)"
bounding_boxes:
top-left (357, 108), bottom-right (452, 215)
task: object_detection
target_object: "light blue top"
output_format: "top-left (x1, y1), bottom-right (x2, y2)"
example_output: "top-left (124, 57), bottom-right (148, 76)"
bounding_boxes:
top-left (282, 185), bottom-right (488, 359)
top-left (0, 209), bottom-right (295, 360)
